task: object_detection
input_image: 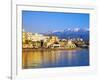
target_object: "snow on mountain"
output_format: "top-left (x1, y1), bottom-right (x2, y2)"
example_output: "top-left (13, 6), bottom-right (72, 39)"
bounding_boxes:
top-left (44, 28), bottom-right (89, 41)
top-left (63, 28), bottom-right (89, 32)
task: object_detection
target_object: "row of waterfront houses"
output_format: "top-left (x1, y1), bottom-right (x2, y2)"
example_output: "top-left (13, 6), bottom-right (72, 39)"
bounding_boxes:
top-left (22, 29), bottom-right (84, 49)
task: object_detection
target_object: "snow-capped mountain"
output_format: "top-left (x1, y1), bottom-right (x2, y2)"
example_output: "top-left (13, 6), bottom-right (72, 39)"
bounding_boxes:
top-left (44, 28), bottom-right (89, 41)
top-left (64, 28), bottom-right (89, 32)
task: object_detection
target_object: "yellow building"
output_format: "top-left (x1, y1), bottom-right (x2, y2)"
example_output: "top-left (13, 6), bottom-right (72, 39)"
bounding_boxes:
top-left (26, 32), bottom-right (33, 41)
top-left (66, 40), bottom-right (76, 49)
top-left (59, 41), bottom-right (67, 47)
top-left (49, 36), bottom-right (59, 43)
top-left (22, 29), bottom-right (27, 44)
top-left (47, 36), bottom-right (59, 47)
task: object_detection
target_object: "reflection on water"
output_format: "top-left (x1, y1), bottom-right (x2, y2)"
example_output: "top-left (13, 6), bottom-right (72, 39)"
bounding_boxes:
top-left (22, 49), bottom-right (89, 69)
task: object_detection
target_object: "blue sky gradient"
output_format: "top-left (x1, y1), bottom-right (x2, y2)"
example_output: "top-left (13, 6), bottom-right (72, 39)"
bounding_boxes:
top-left (22, 11), bottom-right (89, 33)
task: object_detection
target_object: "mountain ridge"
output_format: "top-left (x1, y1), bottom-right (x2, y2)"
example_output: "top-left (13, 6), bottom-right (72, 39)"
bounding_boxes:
top-left (43, 28), bottom-right (89, 41)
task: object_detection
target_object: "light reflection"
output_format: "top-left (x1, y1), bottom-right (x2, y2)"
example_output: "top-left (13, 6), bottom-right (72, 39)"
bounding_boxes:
top-left (22, 49), bottom-right (89, 69)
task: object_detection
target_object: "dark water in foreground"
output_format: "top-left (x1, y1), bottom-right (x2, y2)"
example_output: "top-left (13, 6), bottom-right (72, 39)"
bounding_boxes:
top-left (22, 49), bottom-right (89, 69)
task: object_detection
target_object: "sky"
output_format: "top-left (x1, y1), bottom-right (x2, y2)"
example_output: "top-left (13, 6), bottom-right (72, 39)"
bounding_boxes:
top-left (22, 11), bottom-right (89, 33)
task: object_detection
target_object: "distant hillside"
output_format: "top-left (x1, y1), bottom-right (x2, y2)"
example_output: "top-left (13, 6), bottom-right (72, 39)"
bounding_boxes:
top-left (43, 28), bottom-right (89, 41)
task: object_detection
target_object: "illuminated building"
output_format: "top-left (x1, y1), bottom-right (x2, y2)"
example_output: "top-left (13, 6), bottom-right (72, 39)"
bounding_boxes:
top-left (31, 33), bottom-right (49, 42)
top-left (22, 29), bottom-right (27, 44)
top-left (66, 40), bottom-right (76, 49)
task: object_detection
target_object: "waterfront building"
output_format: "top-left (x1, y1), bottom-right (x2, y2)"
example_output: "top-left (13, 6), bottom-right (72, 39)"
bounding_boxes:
top-left (50, 42), bottom-right (60, 48)
top-left (47, 36), bottom-right (59, 47)
top-left (59, 41), bottom-right (67, 47)
top-left (31, 33), bottom-right (49, 42)
top-left (51, 36), bottom-right (59, 42)
top-left (26, 32), bottom-right (33, 41)
top-left (22, 44), bottom-right (33, 48)
top-left (22, 29), bottom-right (27, 44)
top-left (66, 40), bottom-right (76, 49)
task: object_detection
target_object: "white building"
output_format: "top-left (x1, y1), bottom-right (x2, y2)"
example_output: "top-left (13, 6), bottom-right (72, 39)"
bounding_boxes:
top-left (26, 32), bottom-right (33, 41)
top-left (31, 33), bottom-right (49, 42)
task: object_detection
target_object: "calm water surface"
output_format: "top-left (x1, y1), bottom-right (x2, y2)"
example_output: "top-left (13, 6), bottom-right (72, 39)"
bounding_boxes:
top-left (22, 49), bottom-right (89, 69)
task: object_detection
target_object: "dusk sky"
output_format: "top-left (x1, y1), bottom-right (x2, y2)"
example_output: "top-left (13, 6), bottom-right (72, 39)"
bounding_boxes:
top-left (22, 11), bottom-right (89, 33)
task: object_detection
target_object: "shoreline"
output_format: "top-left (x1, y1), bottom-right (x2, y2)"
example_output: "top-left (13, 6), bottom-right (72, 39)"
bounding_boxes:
top-left (22, 47), bottom-right (87, 52)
